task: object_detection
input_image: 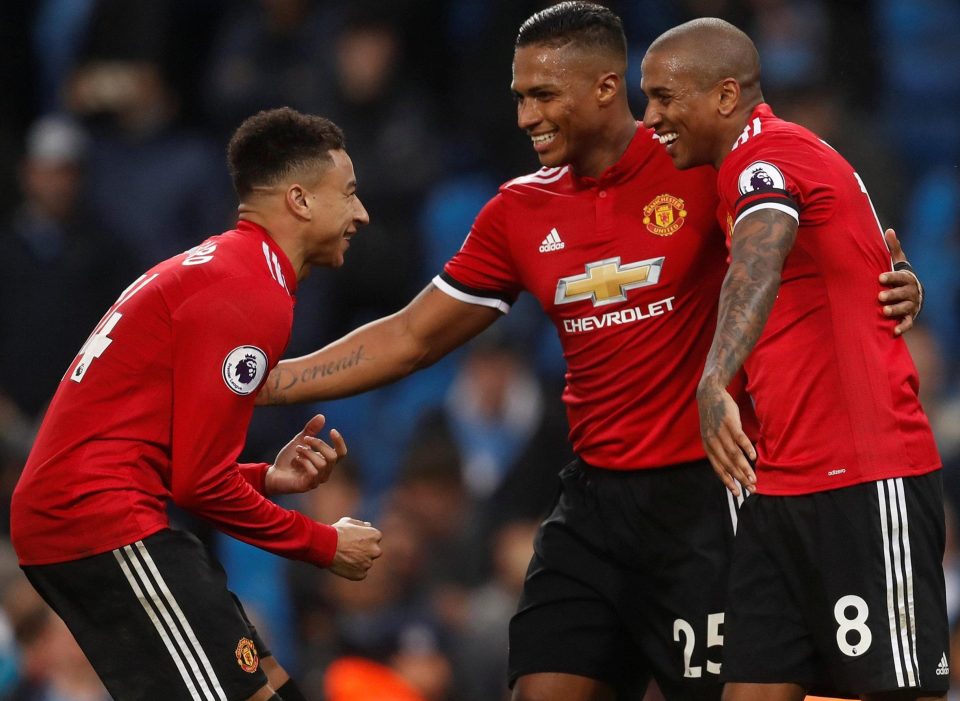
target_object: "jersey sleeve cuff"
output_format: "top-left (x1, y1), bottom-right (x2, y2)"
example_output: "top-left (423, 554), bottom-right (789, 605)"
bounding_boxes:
top-left (308, 522), bottom-right (338, 567)
top-left (432, 273), bottom-right (513, 314)
top-left (237, 462), bottom-right (270, 495)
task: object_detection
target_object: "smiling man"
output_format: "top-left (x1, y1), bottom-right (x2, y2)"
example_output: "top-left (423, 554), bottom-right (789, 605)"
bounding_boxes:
top-left (641, 18), bottom-right (947, 701)
top-left (10, 107), bottom-right (382, 701)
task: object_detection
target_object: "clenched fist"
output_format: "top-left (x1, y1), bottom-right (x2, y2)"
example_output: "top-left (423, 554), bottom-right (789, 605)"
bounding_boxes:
top-left (329, 517), bottom-right (382, 580)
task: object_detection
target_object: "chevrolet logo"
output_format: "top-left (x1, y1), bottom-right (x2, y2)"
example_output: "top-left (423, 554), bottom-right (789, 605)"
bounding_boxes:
top-left (555, 256), bottom-right (665, 307)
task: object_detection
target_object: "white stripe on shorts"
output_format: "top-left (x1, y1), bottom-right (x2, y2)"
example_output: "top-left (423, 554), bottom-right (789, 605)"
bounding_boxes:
top-left (877, 478), bottom-right (919, 688)
top-left (726, 483), bottom-right (746, 535)
top-left (113, 542), bottom-right (228, 701)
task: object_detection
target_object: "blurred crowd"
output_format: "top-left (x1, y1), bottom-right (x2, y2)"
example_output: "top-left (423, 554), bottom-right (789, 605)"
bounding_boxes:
top-left (0, 0), bottom-right (957, 699)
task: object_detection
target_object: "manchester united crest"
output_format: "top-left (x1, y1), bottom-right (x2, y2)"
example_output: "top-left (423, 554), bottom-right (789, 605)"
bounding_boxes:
top-left (642, 194), bottom-right (687, 236)
top-left (235, 637), bottom-right (259, 673)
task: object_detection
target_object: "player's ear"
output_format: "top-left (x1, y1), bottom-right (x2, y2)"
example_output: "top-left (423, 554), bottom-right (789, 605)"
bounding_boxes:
top-left (717, 78), bottom-right (740, 117)
top-left (597, 71), bottom-right (621, 107)
top-left (286, 184), bottom-right (311, 221)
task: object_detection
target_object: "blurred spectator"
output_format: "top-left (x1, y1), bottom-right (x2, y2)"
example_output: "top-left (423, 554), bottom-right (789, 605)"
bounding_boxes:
top-left (0, 3), bottom-right (40, 221)
top-left (429, 332), bottom-right (571, 546)
top-left (2, 573), bottom-right (109, 701)
top-left (291, 472), bottom-right (445, 697)
top-left (440, 0), bottom-right (544, 178)
top-left (743, 0), bottom-right (829, 94)
top-left (444, 337), bottom-right (545, 500)
top-left (324, 656), bottom-right (426, 701)
top-left (202, 0), bottom-right (339, 136)
top-left (65, 56), bottom-right (233, 266)
top-left (899, 168), bottom-right (960, 367)
top-left (905, 325), bottom-right (960, 515)
top-left (314, 505), bottom-right (447, 699)
top-left (448, 519), bottom-right (539, 701)
top-left (64, 0), bottom-right (233, 266)
top-left (31, 0), bottom-right (97, 114)
top-left (0, 114), bottom-right (134, 473)
top-left (875, 0), bottom-right (960, 176)
top-left (390, 429), bottom-right (477, 587)
top-left (321, 5), bottom-right (444, 335)
top-left (0, 543), bottom-right (22, 698)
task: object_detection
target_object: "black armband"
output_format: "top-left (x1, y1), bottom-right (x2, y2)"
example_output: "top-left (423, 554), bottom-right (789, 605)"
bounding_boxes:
top-left (893, 260), bottom-right (914, 274)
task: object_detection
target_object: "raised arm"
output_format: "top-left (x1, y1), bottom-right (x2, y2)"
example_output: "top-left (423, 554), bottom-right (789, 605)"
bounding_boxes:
top-left (258, 283), bottom-right (501, 405)
top-left (697, 208), bottom-right (798, 495)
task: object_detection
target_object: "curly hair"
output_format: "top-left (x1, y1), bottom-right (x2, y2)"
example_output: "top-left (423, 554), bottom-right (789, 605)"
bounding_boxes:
top-left (227, 107), bottom-right (346, 198)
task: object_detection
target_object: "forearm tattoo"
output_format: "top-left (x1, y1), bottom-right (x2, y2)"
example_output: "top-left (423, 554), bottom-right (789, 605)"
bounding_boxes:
top-left (264, 345), bottom-right (370, 402)
top-left (703, 209), bottom-right (798, 389)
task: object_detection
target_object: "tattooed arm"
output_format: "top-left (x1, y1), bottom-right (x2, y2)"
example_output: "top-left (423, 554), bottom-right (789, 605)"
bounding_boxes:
top-left (257, 283), bottom-right (500, 405)
top-left (697, 208), bottom-right (799, 495)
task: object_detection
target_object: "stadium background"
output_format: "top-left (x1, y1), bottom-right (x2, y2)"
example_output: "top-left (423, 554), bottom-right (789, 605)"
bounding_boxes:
top-left (0, 0), bottom-right (957, 698)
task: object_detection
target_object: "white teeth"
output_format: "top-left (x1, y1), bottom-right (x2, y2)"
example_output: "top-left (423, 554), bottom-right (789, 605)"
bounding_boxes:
top-left (658, 132), bottom-right (678, 145)
top-left (531, 132), bottom-right (556, 144)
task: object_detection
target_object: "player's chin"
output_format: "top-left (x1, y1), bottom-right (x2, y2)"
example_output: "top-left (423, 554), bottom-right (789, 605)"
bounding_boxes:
top-left (328, 243), bottom-right (349, 268)
top-left (666, 147), bottom-right (692, 170)
top-left (536, 148), bottom-right (565, 169)
top-left (669, 143), bottom-right (706, 171)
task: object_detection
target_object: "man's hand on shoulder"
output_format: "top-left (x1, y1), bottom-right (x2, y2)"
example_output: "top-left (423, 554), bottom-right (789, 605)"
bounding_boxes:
top-left (878, 228), bottom-right (923, 336)
top-left (329, 517), bottom-right (382, 580)
top-left (265, 414), bottom-right (346, 495)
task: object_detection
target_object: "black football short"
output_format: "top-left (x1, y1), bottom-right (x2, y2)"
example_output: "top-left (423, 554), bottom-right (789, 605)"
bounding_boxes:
top-left (23, 529), bottom-right (271, 701)
top-left (509, 458), bottom-right (741, 700)
top-left (722, 471), bottom-right (950, 697)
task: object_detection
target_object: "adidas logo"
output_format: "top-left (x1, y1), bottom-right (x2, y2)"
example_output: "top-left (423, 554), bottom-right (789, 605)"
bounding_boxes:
top-left (539, 228), bottom-right (565, 253)
top-left (936, 652), bottom-right (950, 676)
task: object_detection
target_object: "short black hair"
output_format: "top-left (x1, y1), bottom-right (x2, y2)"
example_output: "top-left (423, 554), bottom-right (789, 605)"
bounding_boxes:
top-left (227, 107), bottom-right (346, 198)
top-left (516, 1), bottom-right (626, 59)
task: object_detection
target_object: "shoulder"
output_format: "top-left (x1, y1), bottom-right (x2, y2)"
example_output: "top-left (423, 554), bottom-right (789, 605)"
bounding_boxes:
top-left (729, 111), bottom-right (825, 168)
top-left (172, 272), bottom-right (292, 342)
top-left (166, 235), bottom-right (291, 317)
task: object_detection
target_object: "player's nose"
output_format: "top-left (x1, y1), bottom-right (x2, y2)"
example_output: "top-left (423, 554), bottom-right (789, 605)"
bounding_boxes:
top-left (642, 102), bottom-right (661, 130)
top-left (354, 197), bottom-right (370, 226)
top-left (516, 97), bottom-right (541, 130)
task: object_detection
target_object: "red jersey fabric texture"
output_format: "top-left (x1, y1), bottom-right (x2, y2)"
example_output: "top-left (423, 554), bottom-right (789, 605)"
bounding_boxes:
top-left (438, 125), bottom-right (735, 470)
top-left (717, 103), bottom-right (940, 495)
top-left (11, 221), bottom-right (338, 566)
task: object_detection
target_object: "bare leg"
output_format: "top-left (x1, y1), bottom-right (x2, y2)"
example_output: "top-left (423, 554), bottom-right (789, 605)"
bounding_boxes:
top-left (260, 656), bottom-right (290, 689)
top-left (723, 682), bottom-right (806, 701)
top-left (244, 684), bottom-right (278, 701)
top-left (512, 672), bottom-right (617, 701)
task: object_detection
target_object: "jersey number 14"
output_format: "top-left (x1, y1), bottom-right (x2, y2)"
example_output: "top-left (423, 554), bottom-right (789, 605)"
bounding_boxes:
top-left (68, 273), bottom-right (158, 383)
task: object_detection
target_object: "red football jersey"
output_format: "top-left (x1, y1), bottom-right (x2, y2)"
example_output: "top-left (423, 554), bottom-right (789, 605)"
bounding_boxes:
top-left (11, 221), bottom-right (338, 566)
top-left (439, 125), bottom-right (734, 469)
top-left (717, 103), bottom-right (940, 494)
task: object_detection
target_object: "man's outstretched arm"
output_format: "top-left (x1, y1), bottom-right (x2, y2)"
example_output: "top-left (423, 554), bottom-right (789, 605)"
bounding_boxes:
top-left (258, 283), bottom-right (501, 405)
